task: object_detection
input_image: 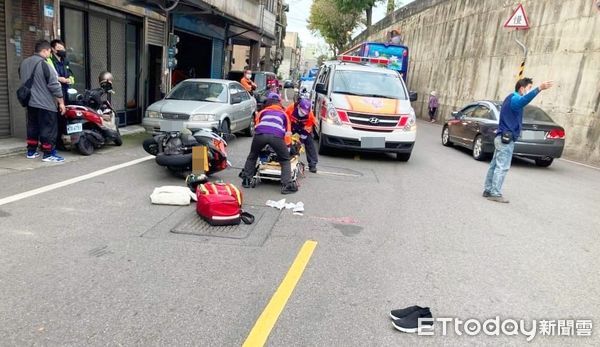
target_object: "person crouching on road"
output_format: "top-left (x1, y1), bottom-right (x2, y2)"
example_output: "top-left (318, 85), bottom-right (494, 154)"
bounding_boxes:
top-left (285, 98), bottom-right (318, 173)
top-left (241, 93), bottom-right (298, 194)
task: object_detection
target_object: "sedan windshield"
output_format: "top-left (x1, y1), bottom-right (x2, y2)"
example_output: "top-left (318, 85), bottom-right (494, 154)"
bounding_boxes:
top-left (166, 82), bottom-right (228, 103)
top-left (524, 105), bottom-right (554, 123)
top-left (332, 71), bottom-right (407, 100)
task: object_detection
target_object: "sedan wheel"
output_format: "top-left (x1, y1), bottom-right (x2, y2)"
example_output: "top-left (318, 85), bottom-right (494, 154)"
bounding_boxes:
top-left (244, 116), bottom-right (255, 137)
top-left (472, 135), bottom-right (487, 161)
top-left (219, 119), bottom-right (231, 140)
top-left (535, 158), bottom-right (554, 167)
top-left (442, 126), bottom-right (452, 147)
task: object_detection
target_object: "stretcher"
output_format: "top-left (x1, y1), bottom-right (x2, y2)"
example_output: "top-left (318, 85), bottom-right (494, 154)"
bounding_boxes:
top-left (251, 154), bottom-right (305, 187)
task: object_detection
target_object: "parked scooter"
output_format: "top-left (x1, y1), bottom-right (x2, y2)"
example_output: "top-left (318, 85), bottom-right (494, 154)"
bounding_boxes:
top-left (63, 72), bottom-right (122, 155)
top-left (143, 124), bottom-right (229, 177)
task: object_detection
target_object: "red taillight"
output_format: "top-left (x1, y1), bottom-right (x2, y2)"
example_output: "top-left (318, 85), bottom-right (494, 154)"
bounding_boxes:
top-left (337, 110), bottom-right (349, 123)
top-left (546, 128), bottom-right (565, 139)
top-left (398, 116), bottom-right (409, 127)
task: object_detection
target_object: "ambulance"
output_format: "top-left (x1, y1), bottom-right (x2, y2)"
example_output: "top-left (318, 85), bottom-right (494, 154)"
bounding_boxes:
top-left (311, 55), bottom-right (418, 161)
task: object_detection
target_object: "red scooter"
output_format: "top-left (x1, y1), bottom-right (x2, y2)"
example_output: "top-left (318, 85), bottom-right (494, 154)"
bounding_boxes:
top-left (63, 84), bottom-right (122, 155)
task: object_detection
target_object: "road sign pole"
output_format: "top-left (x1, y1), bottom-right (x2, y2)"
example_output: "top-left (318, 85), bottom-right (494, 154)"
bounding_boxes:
top-left (504, 3), bottom-right (530, 81)
top-left (514, 35), bottom-right (528, 80)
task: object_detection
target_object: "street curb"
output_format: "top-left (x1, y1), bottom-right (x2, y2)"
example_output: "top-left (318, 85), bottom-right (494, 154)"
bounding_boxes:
top-left (0, 125), bottom-right (147, 158)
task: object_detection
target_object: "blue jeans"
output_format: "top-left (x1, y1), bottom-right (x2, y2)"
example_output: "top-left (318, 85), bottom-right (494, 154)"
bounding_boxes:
top-left (484, 136), bottom-right (514, 196)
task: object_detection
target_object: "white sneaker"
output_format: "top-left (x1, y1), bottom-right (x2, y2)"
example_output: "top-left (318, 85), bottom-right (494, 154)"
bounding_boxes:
top-left (42, 155), bottom-right (65, 163)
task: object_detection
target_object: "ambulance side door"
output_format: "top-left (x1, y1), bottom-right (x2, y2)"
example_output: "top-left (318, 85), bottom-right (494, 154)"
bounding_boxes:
top-left (312, 65), bottom-right (332, 134)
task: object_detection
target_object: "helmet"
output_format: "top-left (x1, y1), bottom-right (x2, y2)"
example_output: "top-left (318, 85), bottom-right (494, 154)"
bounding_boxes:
top-left (298, 98), bottom-right (311, 113)
top-left (266, 92), bottom-right (281, 101)
top-left (98, 71), bottom-right (113, 92)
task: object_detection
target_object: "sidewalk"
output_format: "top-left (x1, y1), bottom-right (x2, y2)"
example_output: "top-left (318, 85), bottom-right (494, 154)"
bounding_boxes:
top-left (0, 125), bottom-right (146, 158)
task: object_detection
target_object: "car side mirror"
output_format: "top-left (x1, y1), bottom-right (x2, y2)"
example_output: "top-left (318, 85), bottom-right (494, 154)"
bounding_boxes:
top-left (231, 95), bottom-right (242, 104)
top-left (452, 111), bottom-right (462, 119)
top-left (315, 83), bottom-right (327, 94)
top-left (409, 91), bottom-right (418, 102)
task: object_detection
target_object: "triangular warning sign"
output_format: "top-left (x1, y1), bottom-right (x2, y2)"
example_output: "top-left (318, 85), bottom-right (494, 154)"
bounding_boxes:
top-left (504, 4), bottom-right (530, 29)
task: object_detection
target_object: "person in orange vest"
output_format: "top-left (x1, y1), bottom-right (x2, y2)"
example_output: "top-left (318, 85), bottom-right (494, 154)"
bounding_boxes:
top-left (240, 69), bottom-right (257, 95)
top-left (285, 98), bottom-right (318, 173)
top-left (241, 92), bottom-right (297, 194)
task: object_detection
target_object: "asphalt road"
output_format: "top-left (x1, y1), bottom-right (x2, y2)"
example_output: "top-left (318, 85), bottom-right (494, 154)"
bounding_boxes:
top-left (0, 118), bottom-right (599, 346)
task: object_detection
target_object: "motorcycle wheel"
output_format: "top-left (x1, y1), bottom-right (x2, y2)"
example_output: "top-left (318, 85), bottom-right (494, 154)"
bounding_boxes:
top-left (142, 138), bottom-right (159, 155)
top-left (113, 129), bottom-right (123, 146)
top-left (77, 135), bottom-right (95, 156)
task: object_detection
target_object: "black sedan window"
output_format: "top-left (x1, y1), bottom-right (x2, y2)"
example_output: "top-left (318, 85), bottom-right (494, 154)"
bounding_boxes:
top-left (524, 106), bottom-right (554, 122)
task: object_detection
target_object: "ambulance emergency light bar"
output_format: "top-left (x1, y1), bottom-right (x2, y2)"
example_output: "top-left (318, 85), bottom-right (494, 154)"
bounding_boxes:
top-left (337, 55), bottom-right (389, 65)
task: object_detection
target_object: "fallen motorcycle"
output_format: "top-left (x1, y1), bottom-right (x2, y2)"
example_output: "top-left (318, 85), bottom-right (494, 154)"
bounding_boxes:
top-left (143, 126), bottom-right (229, 177)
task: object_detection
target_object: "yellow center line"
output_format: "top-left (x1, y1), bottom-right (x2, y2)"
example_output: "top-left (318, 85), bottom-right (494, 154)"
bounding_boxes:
top-left (242, 240), bottom-right (318, 347)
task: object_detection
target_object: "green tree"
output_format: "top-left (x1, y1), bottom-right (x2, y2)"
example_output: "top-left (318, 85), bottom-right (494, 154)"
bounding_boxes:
top-left (387, 0), bottom-right (404, 15)
top-left (387, 0), bottom-right (395, 14)
top-left (335, 0), bottom-right (383, 29)
top-left (308, 0), bottom-right (363, 55)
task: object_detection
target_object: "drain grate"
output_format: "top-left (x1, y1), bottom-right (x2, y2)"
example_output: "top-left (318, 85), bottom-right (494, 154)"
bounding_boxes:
top-left (170, 211), bottom-right (263, 239)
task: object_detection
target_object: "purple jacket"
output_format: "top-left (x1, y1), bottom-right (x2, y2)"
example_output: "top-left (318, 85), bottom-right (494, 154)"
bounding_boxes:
top-left (428, 95), bottom-right (439, 109)
top-left (255, 105), bottom-right (289, 138)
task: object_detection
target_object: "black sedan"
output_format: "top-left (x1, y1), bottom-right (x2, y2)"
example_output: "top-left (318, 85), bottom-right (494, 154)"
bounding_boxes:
top-left (441, 100), bottom-right (565, 167)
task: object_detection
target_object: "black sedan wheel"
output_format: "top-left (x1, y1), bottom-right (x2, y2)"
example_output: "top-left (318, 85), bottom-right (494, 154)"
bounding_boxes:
top-left (472, 135), bottom-right (487, 161)
top-left (535, 158), bottom-right (554, 167)
top-left (442, 126), bottom-right (453, 146)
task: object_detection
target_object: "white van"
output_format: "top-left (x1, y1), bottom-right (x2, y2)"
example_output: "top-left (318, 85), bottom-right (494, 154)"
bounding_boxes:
top-left (311, 56), bottom-right (417, 161)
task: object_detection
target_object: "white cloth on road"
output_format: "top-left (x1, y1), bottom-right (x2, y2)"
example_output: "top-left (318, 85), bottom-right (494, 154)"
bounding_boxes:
top-left (266, 199), bottom-right (304, 215)
top-left (150, 186), bottom-right (197, 206)
top-left (266, 199), bottom-right (286, 210)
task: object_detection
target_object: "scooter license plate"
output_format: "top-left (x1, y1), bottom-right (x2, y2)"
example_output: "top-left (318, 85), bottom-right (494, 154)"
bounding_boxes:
top-left (67, 123), bottom-right (83, 134)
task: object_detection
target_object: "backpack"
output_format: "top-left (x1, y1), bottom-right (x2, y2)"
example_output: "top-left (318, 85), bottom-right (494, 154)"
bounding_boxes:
top-left (196, 182), bottom-right (254, 226)
top-left (17, 59), bottom-right (50, 107)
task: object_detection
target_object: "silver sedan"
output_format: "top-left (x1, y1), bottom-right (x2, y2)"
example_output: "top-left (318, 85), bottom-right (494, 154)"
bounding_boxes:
top-left (142, 79), bottom-right (257, 136)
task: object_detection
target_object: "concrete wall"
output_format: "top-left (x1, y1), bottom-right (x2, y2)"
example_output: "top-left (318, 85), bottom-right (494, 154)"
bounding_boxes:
top-left (353, 0), bottom-right (600, 165)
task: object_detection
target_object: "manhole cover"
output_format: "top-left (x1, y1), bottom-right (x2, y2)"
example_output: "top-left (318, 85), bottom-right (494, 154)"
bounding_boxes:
top-left (171, 211), bottom-right (263, 239)
top-left (142, 205), bottom-right (281, 246)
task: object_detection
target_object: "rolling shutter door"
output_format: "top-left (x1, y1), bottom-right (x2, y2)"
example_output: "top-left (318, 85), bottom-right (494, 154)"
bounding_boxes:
top-left (0, 0), bottom-right (10, 137)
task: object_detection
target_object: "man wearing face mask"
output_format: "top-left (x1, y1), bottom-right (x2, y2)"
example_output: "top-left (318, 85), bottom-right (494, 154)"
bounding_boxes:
top-left (285, 98), bottom-right (318, 173)
top-left (47, 39), bottom-right (74, 149)
top-left (47, 40), bottom-right (74, 103)
top-left (240, 69), bottom-right (257, 95)
top-left (483, 77), bottom-right (553, 203)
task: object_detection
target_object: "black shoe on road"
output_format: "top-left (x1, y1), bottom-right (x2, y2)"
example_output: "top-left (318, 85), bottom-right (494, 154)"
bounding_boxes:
top-left (392, 308), bottom-right (433, 333)
top-left (482, 190), bottom-right (491, 197)
top-left (281, 182), bottom-right (298, 194)
top-left (486, 195), bottom-right (509, 203)
top-left (309, 167), bottom-right (317, 173)
top-left (242, 178), bottom-right (252, 188)
top-left (389, 305), bottom-right (429, 320)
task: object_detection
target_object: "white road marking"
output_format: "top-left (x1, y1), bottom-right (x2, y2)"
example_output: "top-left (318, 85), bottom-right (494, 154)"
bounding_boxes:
top-left (0, 156), bottom-right (154, 207)
top-left (558, 158), bottom-right (600, 171)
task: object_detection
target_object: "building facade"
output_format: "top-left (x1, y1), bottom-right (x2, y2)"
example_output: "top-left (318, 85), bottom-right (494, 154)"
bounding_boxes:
top-left (279, 31), bottom-right (301, 80)
top-left (0, 0), bottom-right (277, 140)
